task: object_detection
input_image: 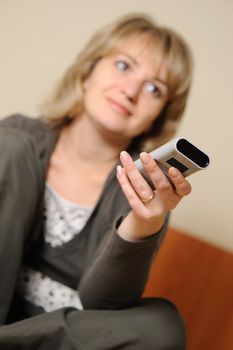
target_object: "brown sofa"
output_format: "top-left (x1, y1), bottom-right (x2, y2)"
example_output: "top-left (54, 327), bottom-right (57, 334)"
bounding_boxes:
top-left (143, 227), bottom-right (233, 350)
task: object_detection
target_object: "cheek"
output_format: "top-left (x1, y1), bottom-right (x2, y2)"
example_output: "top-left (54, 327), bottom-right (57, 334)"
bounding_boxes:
top-left (83, 61), bottom-right (104, 91)
top-left (83, 75), bottom-right (107, 113)
top-left (138, 98), bottom-right (163, 121)
top-left (83, 72), bottom-right (113, 96)
top-left (136, 98), bottom-right (167, 133)
top-left (83, 76), bottom-right (101, 103)
top-left (83, 73), bottom-right (97, 92)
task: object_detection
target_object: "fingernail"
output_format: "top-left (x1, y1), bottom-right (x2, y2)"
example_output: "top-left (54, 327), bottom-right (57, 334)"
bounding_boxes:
top-left (169, 167), bottom-right (180, 178)
top-left (140, 152), bottom-right (150, 164)
top-left (116, 165), bottom-right (122, 175)
top-left (120, 151), bottom-right (131, 162)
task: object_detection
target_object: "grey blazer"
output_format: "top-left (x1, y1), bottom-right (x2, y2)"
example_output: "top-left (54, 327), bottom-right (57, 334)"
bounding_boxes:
top-left (1, 114), bottom-right (168, 313)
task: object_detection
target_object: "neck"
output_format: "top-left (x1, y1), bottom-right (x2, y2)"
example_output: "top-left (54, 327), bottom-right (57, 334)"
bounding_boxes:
top-left (58, 116), bottom-right (131, 165)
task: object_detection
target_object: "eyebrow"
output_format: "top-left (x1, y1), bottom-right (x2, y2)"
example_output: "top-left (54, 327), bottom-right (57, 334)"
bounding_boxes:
top-left (120, 52), bottom-right (168, 90)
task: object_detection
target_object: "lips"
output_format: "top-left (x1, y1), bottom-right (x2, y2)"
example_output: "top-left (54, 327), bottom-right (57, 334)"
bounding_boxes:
top-left (106, 97), bottom-right (132, 117)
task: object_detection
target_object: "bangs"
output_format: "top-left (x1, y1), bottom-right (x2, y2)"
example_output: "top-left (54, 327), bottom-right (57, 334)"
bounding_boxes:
top-left (97, 29), bottom-right (164, 61)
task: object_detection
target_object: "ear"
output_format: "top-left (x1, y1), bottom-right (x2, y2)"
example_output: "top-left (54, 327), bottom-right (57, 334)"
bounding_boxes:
top-left (82, 76), bottom-right (90, 91)
top-left (82, 58), bottom-right (100, 91)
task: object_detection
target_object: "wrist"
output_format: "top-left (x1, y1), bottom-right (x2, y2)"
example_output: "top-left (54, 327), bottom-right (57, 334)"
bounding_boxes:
top-left (117, 211), bottom-right (165, 242)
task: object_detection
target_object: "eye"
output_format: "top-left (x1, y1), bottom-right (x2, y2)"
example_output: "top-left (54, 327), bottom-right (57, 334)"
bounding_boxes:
top-left (115, 60), bottom-right (130, 72)
top-left (144, 82), bottom-right (162, 98)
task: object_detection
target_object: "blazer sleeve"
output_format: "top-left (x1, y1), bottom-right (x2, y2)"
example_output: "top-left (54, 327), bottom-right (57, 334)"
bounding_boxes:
top-left (78, 214), bottom-right (168, 310)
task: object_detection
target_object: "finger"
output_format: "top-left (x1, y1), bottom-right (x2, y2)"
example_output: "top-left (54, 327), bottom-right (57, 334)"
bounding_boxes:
top-left (140, 152), bottom-right (173, 195)
top-left (120, 151), bottom-right (154, 202)
top-left (139, 152), bottom-right (182, 210)
top-left (168, 167), bottom-right (192, 197)
top-left (116, 165), bottom-right (147, 213)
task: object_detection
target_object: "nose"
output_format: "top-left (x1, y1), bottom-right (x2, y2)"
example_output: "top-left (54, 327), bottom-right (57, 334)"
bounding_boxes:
top-left (121, 78), bottom-right (141, 102)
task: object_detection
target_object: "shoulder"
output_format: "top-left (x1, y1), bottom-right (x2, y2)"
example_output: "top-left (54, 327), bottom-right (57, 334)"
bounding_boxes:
top-left (1, 114), bottom-right (60, 174)
top-left (0, 113), bottom-right (60, 145)
top-left (0, 113), bottom-right (46, 135)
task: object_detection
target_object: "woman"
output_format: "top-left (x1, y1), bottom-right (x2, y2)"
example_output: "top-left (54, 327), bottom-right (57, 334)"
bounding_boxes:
top-left (0, 13), bottom-right (192, 349)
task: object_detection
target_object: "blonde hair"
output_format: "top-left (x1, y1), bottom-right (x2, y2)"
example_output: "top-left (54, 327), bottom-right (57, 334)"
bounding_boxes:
top-left (40, 14), bottom-right (193, 151)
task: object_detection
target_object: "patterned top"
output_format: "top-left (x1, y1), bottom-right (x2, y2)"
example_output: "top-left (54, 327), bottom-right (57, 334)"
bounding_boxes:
top-left (18, 184), bottom-right (93, 311)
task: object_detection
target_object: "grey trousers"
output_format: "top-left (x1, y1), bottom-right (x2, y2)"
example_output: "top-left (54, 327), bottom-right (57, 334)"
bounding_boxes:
top-left (0, 127), bottom-right (186, 349)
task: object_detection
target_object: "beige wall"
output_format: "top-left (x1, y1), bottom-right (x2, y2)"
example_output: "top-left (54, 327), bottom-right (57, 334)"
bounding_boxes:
top-left (0, 0), bottom-right (232, 251)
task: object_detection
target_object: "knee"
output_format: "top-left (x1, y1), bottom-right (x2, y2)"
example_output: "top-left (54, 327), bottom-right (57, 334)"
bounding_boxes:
top-left (138, 298), bottom-right (186, 350)
top-left (65, 300), bottom-right (186, 350)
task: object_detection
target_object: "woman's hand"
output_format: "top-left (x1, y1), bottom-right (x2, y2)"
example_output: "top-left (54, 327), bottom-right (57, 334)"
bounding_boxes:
top-left (116, 151), bottom-right (192, 241)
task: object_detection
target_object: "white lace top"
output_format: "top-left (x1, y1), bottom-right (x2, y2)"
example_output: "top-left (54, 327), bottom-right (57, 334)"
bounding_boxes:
top-left (18, 184), bottom-right (93, 312)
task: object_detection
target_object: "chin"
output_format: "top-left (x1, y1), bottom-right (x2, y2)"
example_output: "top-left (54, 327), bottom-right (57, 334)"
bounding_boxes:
top-left (98, 122), bottom-right (128, 138)
top-left (97, 115), bottom-right (127, 131)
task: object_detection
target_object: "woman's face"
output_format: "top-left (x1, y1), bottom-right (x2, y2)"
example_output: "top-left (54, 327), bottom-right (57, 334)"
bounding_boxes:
top-left (82, 37), bottom-right (169, 142)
